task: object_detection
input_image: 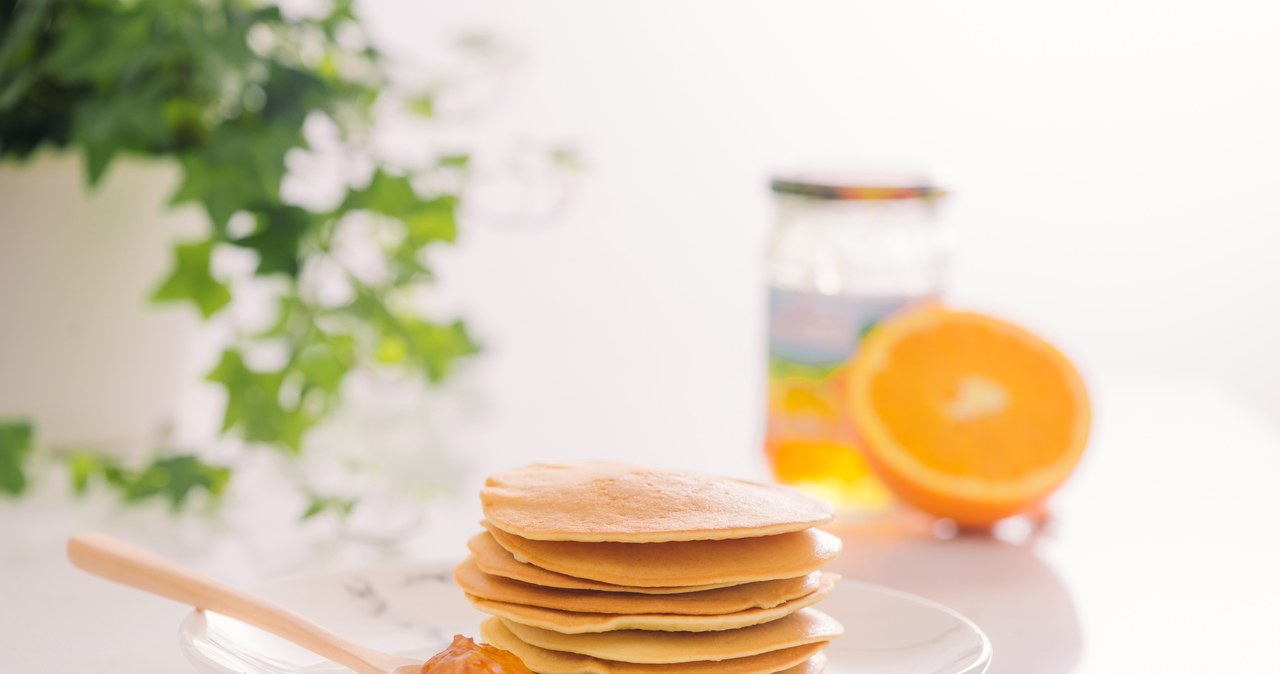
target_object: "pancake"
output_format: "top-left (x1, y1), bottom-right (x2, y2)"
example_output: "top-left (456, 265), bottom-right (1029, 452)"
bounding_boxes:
top-left (779, 653), bottom-right (825, 674)
top-left (485, 523), bottom-right (842, 588)
top-left (456, 557), bottom-right (826, 615)
top-left (464, 574), bottom-right (836, 633)
top-left (482, 617), bottom-right (827, 674)
top-left (482, 463), bottom-right (834, 542)
top-left (468, 533), bottom-right (741, 594)
top-left (498, 609), bottom-right (841, 664)
top-left (775, 653), bottom-right (825, 674)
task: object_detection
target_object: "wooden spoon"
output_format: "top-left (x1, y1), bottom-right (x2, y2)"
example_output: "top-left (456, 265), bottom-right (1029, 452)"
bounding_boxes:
top-left (67, 532), bottom-right (426, 674)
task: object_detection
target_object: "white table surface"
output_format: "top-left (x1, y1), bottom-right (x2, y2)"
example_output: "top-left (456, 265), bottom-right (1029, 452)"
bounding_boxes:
top-left (3, 376), bottom-right (1278, 673)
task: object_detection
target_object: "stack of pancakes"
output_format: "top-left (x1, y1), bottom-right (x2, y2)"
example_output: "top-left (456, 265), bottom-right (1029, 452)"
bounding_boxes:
top-left (457, 463), bottom-right (844, 674)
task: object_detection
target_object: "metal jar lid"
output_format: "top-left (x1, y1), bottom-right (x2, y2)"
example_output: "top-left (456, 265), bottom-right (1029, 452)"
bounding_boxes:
top-left (770, 172), bottom-right (945, 201)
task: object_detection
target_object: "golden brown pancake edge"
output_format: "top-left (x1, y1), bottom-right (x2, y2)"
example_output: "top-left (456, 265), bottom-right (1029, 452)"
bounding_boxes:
top-left (484, 523), bottom-right (842, 588)
top-left (456, 556), bottom-right (828, 615)
top-left (498, 608), bottom-right (843, 664)
top-left (467, 532), bottom-right (746, 594)
top-left (481, 617), bottom-right (827, 674)
top-left (464, 574), bottom-right (835, 633)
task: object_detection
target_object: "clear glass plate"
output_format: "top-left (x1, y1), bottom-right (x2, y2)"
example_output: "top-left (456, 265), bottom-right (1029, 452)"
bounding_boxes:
top-left (179, 561), bottom-right (990, 674)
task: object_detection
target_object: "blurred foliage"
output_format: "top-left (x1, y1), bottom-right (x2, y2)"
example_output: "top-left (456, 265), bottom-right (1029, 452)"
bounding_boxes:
top-left (2, 419), bottom-right (229, 509)
top-left (0, 420), bottom-right (35, 495)
top-left (0, 0), bottom-right (482, 513)
top-left (300, 492), bottom-right (357, 520)
top-left (68, 451), bottom-right (231, 510)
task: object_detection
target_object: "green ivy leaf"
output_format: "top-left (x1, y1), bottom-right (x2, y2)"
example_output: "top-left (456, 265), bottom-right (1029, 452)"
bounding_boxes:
top-left (67, 449), bottom-right (110, 496)
top-left (437, 154), bottom-right (470, 169)
top-left (404, 196), bottom-right (457, 247)
top-left (122, 455), bottom-right (231, 509)
top-left (206, 349), bottom-right (270, 433)
top-left (342, 172), bottom-right (456, 243)
top-left (151, 239), bottom-right (232, 318)
top-left (170, 121), bottom-right (304, 228)
top-left (66, 449), bottom-right (129, 495)
top-left (346, 289), bottom-right (479, 381)
top-left (255, 295), bottom-right (303, 338)
top-left (296, 333), bottom-right (355, 396)
top-left (260, 63), bottom-right (332, 126)
top-left (0, 0), bottom-right (44, 64)
top-left (342, 170), bottom-right (420, 215)
top-left (231, 206), bottom-right (312, 277)
top-left (206, 349), bottom-right (311, 452)
top-left (408, 95), bottom-right (435, 118)
top-left (71, 80), bottom-right (174, 185)
top-left (401, 318), bottom-right (480, 382)
top-left (342, 173), bottom-right (457, 284)
top-left (0, 67), bottom-right (36, 115)
top-left (374, 334), bottom-right (408, 364)
top-left (301, 494), bottom-right (357, 521)
top-left (0, 1), bottom-right (49, 114)
top-left (39, 10), bottom-right (153, 85)
top-left (0, 419), bottom-right (35, 496)
top-left (66, 450), bottom-right (230, 510)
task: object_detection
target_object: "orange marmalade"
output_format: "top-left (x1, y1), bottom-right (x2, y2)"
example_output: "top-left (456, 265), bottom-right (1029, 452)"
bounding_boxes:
top-left (422, 635), bottom-right (534, 674)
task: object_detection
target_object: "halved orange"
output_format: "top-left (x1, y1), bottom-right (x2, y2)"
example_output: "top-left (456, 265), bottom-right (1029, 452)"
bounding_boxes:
top-left (844, 306), bottom-right (1090, 528)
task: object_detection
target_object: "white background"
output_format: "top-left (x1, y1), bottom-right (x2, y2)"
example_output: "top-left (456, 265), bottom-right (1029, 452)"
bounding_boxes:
top-left (357, 0), bottom-right (1280, 482)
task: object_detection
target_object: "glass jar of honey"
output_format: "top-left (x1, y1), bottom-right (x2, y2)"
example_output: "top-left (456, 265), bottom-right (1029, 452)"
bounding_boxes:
top-left (764, 173), bottom-right (947, 509)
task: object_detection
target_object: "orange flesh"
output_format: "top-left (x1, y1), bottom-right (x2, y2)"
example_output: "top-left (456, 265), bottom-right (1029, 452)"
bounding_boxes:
top-left (848, 308), bottom-right (1090, 527)
top-left (870, 322), bottom-right (1078, 480)
top-left (422, 635), bottom-right (534, 674)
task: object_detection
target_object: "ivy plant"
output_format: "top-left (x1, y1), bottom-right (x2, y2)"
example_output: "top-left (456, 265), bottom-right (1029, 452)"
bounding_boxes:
top-left (0, 0), bottom-right (481, 513)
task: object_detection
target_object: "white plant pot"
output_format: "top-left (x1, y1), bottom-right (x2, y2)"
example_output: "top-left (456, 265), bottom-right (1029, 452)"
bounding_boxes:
top-left (0, 153), bottom-right (206, 453)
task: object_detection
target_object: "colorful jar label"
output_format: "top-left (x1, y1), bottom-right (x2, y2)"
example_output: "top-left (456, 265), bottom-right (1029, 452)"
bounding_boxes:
top-left (765, 286), bottom-right (928, 507)
top-left (768, 288), bottom-right (910, 367)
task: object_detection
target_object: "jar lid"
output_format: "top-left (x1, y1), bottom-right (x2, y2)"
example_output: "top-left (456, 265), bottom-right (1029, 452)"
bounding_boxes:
top-left (770, 172), bottom-right (944, 201)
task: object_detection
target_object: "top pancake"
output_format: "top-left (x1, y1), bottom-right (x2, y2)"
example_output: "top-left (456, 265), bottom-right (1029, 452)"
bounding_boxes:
top-left (482, 463), bottom-right (834, 542)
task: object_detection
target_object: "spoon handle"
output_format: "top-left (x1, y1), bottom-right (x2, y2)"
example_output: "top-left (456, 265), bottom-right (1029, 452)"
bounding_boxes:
top-left (67, 532), bottom-right (416, 674)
